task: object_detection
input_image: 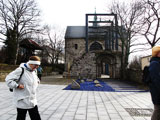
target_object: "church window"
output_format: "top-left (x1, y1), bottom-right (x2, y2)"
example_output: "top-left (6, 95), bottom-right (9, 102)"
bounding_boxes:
top-left (89, 41), bottom-right (103, 51)
top-left (75, 44), bottom-right (78, 49)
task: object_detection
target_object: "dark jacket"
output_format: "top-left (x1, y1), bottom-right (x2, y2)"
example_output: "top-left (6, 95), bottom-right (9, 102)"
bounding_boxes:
top-left (149, 57), bottom-right (160, 105)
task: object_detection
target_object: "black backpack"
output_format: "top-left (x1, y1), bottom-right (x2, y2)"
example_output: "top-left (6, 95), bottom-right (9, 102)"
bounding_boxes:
top-left (9, 67), bottom-right (24, 92)
top-left (142, 66), bottom-right (151, 85)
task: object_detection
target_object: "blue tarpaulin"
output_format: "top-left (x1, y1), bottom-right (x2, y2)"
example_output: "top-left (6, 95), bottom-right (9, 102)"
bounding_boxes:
top-left (63, 79), bottom-right (115, 92)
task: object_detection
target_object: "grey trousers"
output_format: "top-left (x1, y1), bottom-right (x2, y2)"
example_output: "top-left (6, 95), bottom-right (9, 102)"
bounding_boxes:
top-left (151, 105), bottom-right (160, 120)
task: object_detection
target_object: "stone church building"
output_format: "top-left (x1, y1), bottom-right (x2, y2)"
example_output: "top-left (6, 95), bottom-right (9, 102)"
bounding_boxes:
top-left (64, 13), bottom-right (123, 79)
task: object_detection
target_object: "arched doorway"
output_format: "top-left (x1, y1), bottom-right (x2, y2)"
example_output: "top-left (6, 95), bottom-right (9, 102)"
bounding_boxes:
top-left (96, 52), bottom-right (116, 79)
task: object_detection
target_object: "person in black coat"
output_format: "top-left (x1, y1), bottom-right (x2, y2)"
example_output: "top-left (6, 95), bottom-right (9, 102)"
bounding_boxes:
top-left (149, 46), bottom-right (160, 120)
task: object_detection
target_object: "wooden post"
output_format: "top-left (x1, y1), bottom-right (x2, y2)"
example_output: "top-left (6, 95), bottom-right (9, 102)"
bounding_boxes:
top-left (67, 62), bottom-right (70, 84)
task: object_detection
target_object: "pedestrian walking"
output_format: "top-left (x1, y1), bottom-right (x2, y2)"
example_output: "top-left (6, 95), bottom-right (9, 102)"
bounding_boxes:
top-left (5, 56), bottom-right (41, 120)
top-left (149, 46), bottom-right (160, 120)
top-left (37, 66), bottom-right (43, 80)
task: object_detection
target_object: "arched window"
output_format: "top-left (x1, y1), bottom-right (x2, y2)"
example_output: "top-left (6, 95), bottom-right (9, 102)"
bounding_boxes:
top-left (89, 42), bottom-right (103, 51)
top-left (75, 44), bottom-right (78, 49)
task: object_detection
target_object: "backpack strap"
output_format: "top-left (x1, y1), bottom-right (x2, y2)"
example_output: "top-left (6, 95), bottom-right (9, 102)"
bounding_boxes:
top-left (14, 67), bottom-right (24, 83)
top-left (18, 67), bottom-right (24, 82)
top-left (9, 67), bottom-right (24, 92)
top-left (24, 63), bottom-right (33, 72)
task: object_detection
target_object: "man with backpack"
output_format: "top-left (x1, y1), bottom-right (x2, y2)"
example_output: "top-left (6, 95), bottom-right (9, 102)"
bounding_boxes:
top-left (5, 56), bottom-right (41, 120)
top-left (149, 46), bottom-right (160, 120)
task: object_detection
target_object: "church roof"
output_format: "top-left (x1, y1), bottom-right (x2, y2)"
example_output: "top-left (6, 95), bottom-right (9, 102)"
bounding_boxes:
top-left (65, 26), bottom-right (86, 39)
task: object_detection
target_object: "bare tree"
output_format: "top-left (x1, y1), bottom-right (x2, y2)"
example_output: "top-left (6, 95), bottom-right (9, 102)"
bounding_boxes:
top-left (0, 0), bottom-right (41, 64)
top-left (42, 25), bottom-right (65, 70)
top-left (140, 0), bottom-right (160, 48)
top-left (109, 0), bottom-right (145, 79)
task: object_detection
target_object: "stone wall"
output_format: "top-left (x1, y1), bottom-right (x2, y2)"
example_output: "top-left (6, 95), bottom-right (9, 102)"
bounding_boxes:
top-left (70, 52), bottom-right (97, 79)
top-left (126, 69), bottom-right (143, 84)
top-left (65, 38), bottom-right (85, 71)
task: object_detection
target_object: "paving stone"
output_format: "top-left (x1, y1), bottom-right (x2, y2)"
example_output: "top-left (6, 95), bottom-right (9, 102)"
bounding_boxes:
top-left (132, 116), bottom-right (146, 120)
top-left (99, 116), bottom-right (110, 120)
top-left (40, 115), bottom-right (50, 120)
top-left (61, 116), bottom-right (74, 120)
top-left (75, 115), bottom-right (86, 119)
top-left (64, 112), bottom-right (75, 117)
top-left (0, 114), bottom-right (13, 120)
top-left (87, 117), bottom-right (98, 120)
top-left (109, 113), bottom-right (121, 119)
top-left (0, 81), bottom-right (154, 120)
top-left (76, 110), bottom-right (86, 115)
top-left (87, 109), bottom-right (97, 113)
top-left (98, 112), bottom-right (108, 116)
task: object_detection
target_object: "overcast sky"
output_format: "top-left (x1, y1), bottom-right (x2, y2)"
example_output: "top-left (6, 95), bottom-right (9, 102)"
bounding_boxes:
top-left (37, 0), bottom-right (111, 28)
top-left (36, 0), bottom-right (147, 60)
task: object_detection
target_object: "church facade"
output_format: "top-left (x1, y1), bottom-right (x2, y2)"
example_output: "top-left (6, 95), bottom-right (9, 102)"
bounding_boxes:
top-left (64, 13), bottom-right (123, 79)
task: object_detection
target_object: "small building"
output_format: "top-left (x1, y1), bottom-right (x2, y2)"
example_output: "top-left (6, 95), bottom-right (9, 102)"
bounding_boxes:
top-left (19, 38), bottom-right (43, 62)
top-left (64, 13), bottom-right (125, 79)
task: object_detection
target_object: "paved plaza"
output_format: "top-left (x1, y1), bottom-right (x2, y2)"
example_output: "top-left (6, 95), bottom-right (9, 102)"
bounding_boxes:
top-left (0, 79), bottom-right (153, 120)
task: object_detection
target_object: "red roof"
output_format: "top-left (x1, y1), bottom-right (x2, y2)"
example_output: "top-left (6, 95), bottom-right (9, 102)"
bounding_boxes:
top-left (20, 39), bottom-right (43, 50)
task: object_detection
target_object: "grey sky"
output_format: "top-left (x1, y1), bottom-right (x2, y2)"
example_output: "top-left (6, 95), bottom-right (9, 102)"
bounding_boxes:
top-left (37, 0), bottom-right (109, 27)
